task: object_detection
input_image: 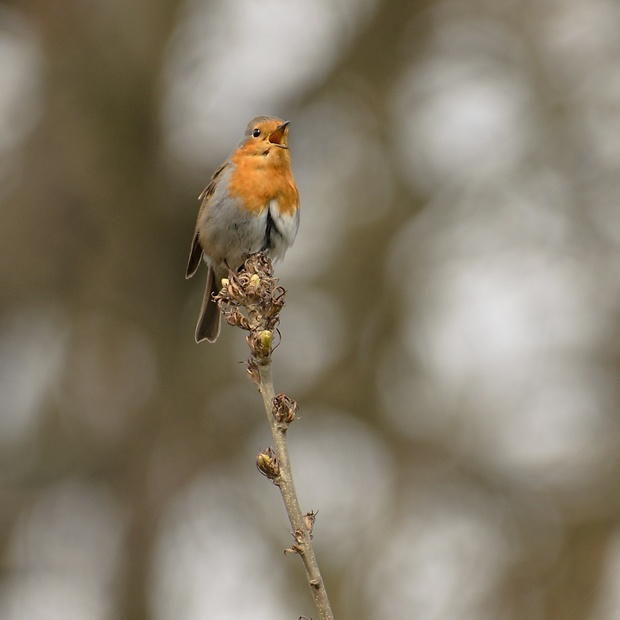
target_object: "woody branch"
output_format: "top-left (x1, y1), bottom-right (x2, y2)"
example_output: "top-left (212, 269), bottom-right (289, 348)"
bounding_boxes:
top-left (215, 253), bottom-right (334, 620)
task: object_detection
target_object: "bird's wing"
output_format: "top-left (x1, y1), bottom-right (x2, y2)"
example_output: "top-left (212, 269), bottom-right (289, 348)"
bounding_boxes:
top-left (185, 162), bottom-right (229, 279)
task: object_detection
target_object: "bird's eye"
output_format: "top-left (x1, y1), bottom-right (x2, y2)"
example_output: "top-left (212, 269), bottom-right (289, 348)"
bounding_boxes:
top-left (252, 128), bottom-right (261, 137)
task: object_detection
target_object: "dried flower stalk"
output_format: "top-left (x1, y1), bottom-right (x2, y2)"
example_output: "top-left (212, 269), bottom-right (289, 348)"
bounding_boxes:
top-left (215, 253), bottom-right (334, 620)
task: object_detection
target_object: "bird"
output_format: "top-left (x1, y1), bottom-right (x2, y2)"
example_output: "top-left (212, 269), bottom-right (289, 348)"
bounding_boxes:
top-left (186, 116), bottom-right (300, 343)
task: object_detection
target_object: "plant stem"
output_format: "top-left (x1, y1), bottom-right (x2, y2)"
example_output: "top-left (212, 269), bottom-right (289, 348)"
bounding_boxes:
top-left (257, 360), bottom-right (335, 620)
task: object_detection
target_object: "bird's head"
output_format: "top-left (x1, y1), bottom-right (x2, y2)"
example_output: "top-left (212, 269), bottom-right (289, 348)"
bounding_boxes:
top-left (239, 116), bottom-right (291, 160)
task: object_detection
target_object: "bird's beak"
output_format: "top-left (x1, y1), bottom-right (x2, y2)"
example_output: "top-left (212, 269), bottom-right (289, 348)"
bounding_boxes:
top-left (268, 121), bottom-right (290, 148)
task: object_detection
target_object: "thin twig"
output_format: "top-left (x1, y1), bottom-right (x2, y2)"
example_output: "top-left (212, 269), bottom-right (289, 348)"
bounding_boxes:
top-left (257, 362), bottom-right (333, 620)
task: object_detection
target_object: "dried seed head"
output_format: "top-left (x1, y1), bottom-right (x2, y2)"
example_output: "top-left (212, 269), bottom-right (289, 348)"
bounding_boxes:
top-left (223, 308), bottom-right (251, 330)
top-left (213, 253), bottom-right (287, 357)
top-left (304, 510), bottom-right (318, 537)
top-left (245, 253), bottom-right (273, 277)
top-left (246, 358), bottom-right (260, 385)
top-left (256, 447), bottom-right (280, 480)
top-left (272, 393), bottom-right (298, 424)
top-left (247, 329), bottom-right (273, 360)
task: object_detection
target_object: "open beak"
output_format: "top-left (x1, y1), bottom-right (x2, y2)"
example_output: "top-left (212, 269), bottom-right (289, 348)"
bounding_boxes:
top-left (268, 121), bottom-right (290, 148)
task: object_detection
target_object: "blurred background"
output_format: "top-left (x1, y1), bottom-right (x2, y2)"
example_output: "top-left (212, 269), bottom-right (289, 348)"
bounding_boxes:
top-left (1, 0), bottom-right (620, 618)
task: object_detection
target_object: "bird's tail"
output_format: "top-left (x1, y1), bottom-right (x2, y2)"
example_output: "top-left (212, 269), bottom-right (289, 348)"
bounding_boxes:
top-left (195, 266), bottom-right (222, 343)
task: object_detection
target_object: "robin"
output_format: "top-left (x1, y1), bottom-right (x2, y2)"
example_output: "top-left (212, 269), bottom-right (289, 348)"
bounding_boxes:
top-left (186, 116), bottom-right (300, 343)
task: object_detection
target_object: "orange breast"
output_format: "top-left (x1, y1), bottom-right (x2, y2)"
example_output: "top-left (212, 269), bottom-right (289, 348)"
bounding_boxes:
top-left (228, 151), bottom-right (299, 216)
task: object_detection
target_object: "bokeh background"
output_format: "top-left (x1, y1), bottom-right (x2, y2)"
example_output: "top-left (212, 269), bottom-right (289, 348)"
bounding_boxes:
top-left (2, 0), bottom-right (620, 618)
